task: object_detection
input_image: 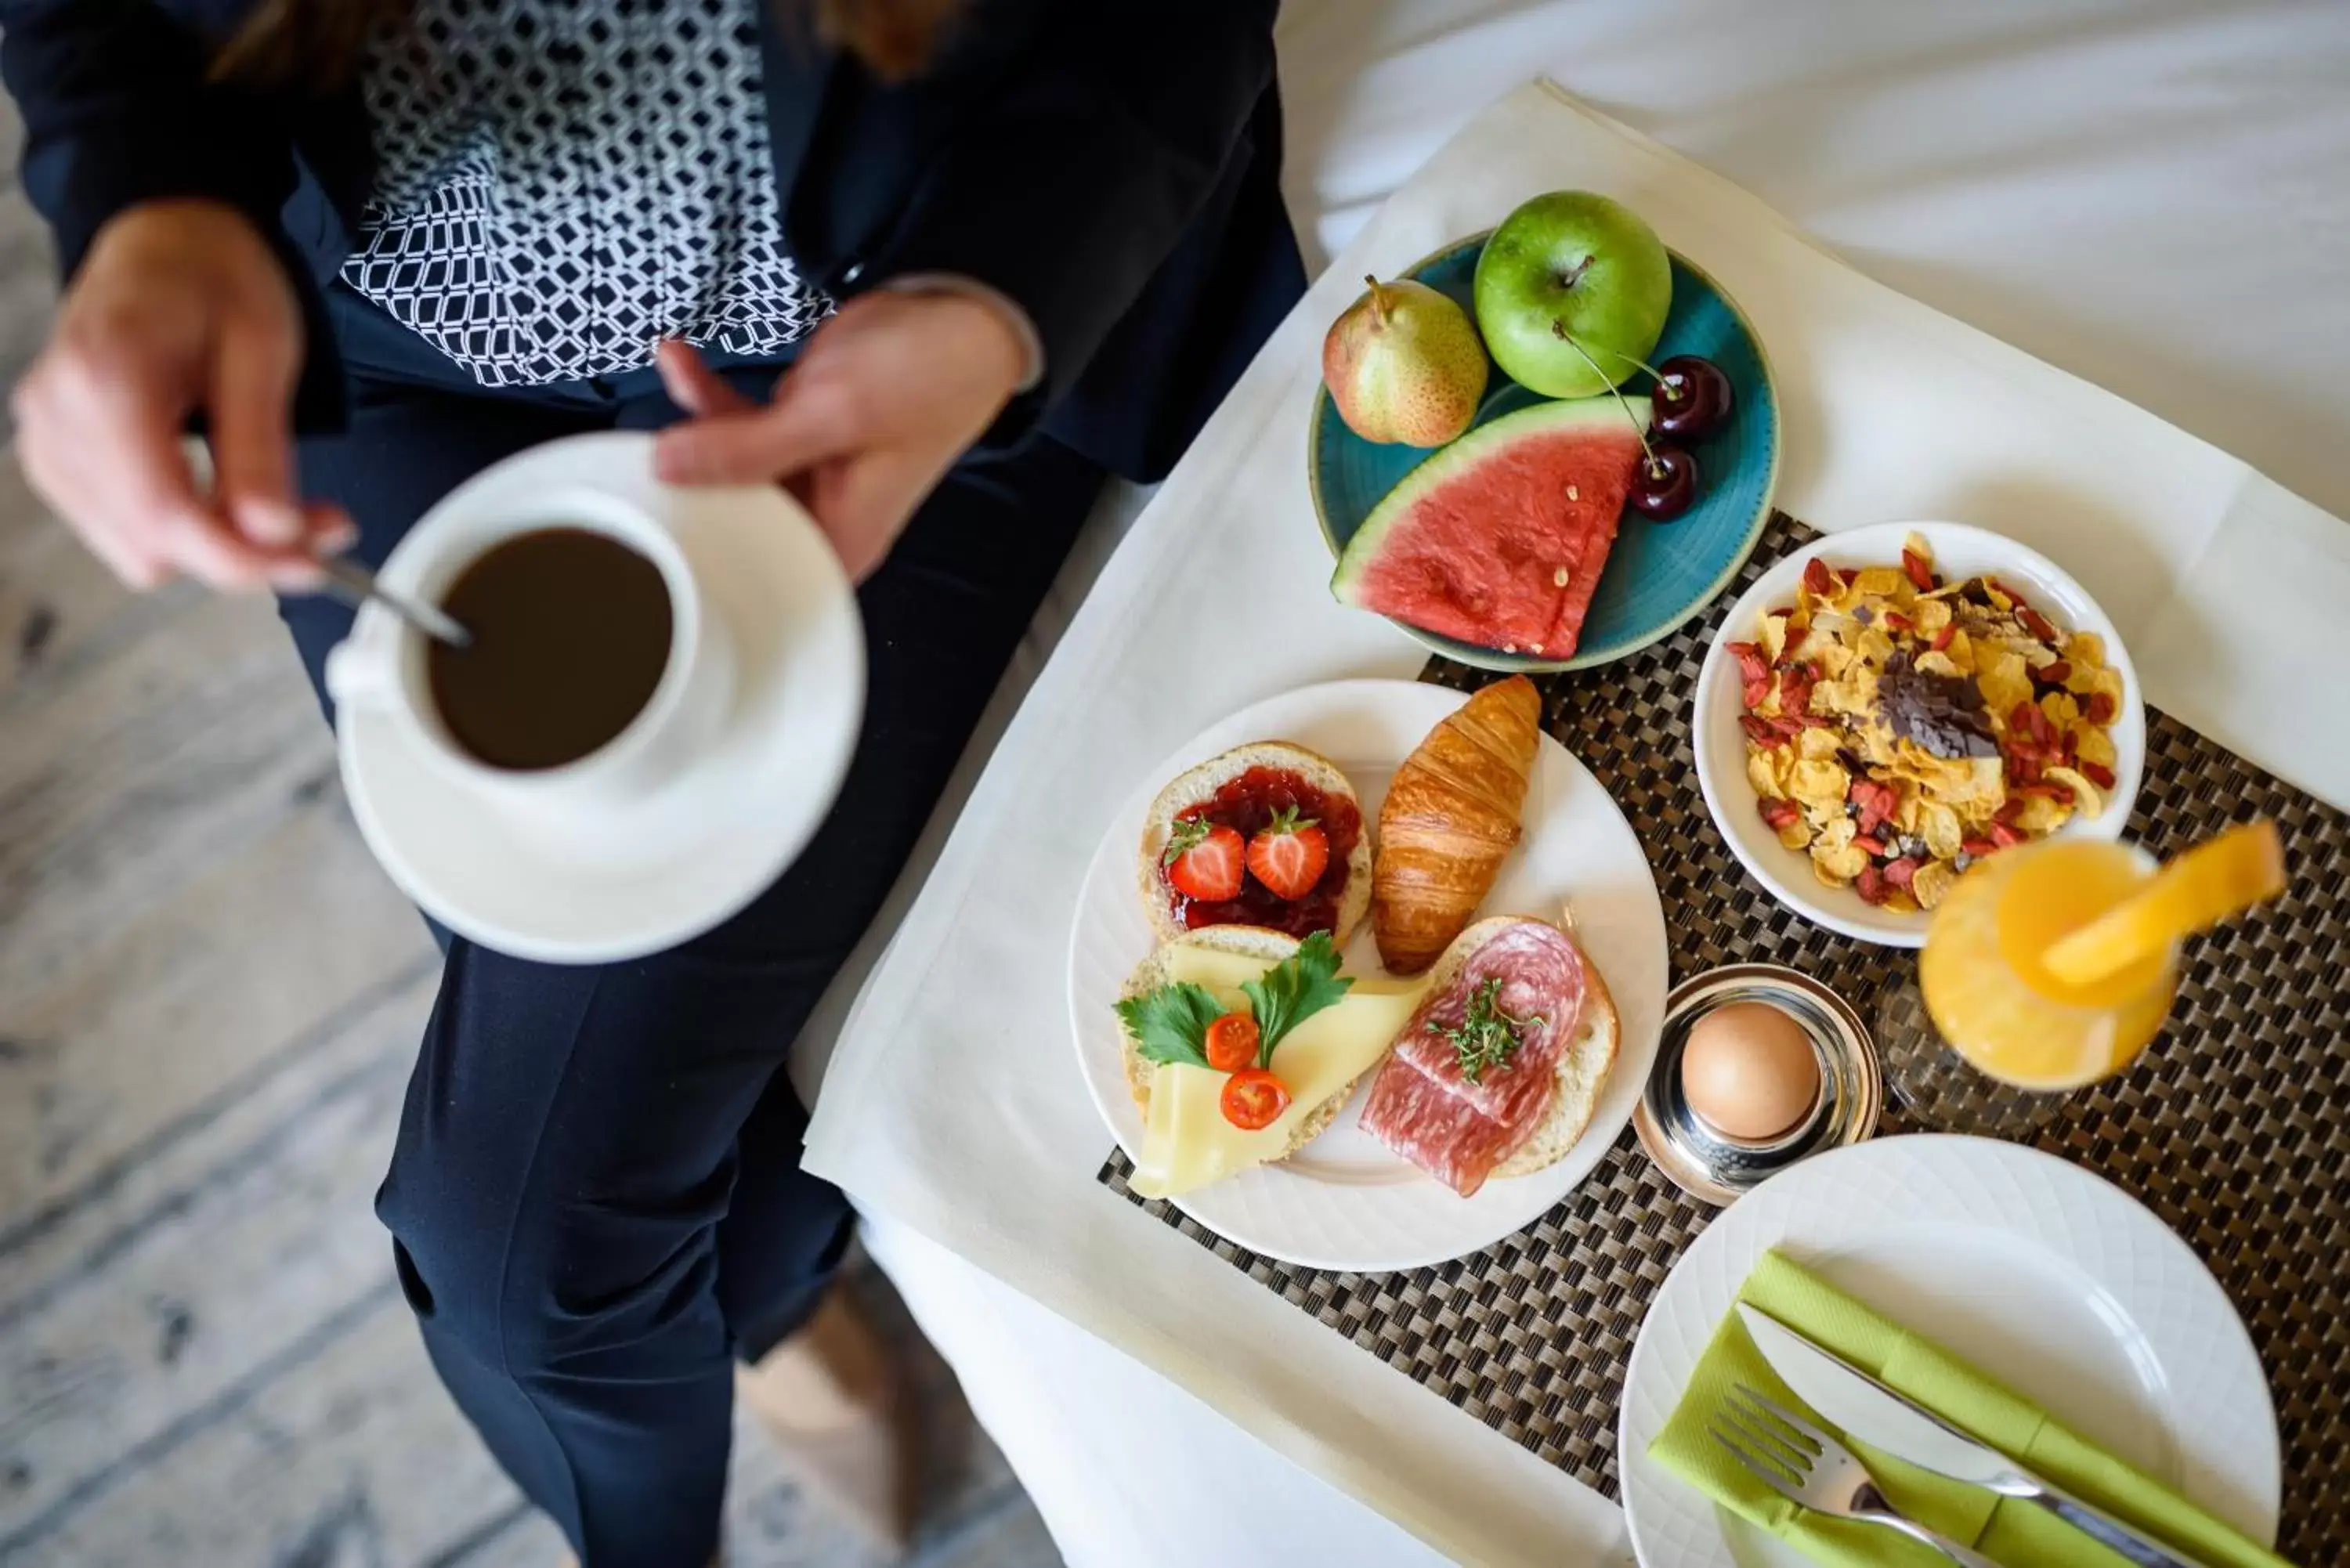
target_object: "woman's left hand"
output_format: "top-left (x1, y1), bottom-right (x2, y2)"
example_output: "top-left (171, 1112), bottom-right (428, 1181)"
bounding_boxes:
top-left (653, 288), bottom-right (1029, 581)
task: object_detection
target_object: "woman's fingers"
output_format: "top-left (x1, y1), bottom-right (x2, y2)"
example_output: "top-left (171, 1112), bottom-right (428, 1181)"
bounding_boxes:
top-left (653, 339), bottom-right (754, 417)
top-left (654, 387), bottom-right (856, 487)
top-left (812, 453), bottom-right (939, 583)
top-left (302, 501), bottom-right (361, 555)
top-left (208, 314), bottom-right (305, 547)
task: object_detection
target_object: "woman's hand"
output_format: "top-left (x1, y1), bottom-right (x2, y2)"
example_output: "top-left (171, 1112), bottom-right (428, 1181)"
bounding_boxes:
top-left (13, 200), bottom-right (350, 591)
top-left (653, 287), bottom-right (1029, 581)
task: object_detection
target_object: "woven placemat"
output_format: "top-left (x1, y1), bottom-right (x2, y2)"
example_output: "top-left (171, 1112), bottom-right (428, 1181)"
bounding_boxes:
top-left (1098, 511), bottom-right (2347, 1559)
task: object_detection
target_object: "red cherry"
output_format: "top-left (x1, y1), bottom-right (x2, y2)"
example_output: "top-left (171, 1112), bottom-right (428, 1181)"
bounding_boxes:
top-left (1650, 355), bottom-right (1734, 441)
top-left (1630, 446), bottom-right (1699, 521)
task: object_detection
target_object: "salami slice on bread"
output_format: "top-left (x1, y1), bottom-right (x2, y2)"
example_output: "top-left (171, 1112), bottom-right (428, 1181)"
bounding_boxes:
top-left (1358, 916), bottom-right (1618, 1196)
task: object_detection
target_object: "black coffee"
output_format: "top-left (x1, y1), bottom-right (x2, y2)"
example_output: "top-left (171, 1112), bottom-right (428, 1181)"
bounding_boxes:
top-left (427, 527), bottom-right (674, 771)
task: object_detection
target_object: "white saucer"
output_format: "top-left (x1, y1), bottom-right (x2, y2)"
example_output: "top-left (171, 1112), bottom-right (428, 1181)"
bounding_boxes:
top-left (338, 433), bottom-right (865, 964)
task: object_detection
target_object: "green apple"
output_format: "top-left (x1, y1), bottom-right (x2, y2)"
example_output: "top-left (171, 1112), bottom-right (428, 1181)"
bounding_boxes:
top-left (1473, 191), bottom-right (1672, 398)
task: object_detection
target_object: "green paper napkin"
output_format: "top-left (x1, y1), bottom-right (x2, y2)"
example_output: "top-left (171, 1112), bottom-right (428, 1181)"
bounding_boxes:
top-left (1649, 1249), bottom-right (2290, 1567)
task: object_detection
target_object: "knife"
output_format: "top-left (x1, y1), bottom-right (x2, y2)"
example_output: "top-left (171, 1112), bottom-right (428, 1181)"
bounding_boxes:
top-left (1735, 1302), bottom-right (2215, 1568)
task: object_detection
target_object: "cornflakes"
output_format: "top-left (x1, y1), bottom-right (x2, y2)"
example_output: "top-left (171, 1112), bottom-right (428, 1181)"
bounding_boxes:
top-left (1732, 539), bottom-right (2127, 909)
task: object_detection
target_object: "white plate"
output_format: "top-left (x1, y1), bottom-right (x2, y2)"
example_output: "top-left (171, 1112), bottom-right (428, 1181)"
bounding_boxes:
top-left (1619, 1135), bottom-right (2280, 1567)
top-left (1693, 522), bottom-right (2147, 947)
top-left (1067, 678), bottom-right (1669, 1272)
top-left (339, 434), bottom-right (865, 963)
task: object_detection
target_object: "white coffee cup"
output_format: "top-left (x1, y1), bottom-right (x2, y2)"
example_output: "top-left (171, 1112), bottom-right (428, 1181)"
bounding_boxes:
top-left (324, 466), bottom-right (737, 862)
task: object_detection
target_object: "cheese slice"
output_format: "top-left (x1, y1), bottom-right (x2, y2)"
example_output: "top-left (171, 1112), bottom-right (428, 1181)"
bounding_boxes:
top-left (1130, 948), bottom-right (1428, 1200)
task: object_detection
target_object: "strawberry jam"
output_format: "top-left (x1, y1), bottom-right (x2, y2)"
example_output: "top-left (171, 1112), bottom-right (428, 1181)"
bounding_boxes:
top-left (1165, 766), bottom-right (1361, 938)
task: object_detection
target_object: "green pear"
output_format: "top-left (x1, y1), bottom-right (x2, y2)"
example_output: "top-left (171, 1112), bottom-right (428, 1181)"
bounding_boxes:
top-left (1321, 276), bottom-right (1488, 446)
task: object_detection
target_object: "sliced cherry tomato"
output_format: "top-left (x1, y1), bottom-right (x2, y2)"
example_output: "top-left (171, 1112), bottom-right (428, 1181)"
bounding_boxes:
top-left (1220, 1068), bottom-right (1292, 1130)
top-left (1203, 1010), bottom-right (1260, 1072)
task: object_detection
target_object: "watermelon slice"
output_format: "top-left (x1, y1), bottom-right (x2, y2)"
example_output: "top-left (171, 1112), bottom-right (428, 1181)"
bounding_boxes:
top-left (1330, 397), bottom-right (1649, 658)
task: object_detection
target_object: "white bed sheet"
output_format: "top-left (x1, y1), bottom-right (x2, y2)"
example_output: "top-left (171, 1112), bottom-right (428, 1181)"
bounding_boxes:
top-left (790, 5), bottom-right (2350, 1565)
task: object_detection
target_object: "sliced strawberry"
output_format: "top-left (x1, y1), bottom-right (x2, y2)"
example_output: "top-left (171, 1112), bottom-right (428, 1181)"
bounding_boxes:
top-left (1855, 865), bottom-right (1891, 905)
top-left (1883, 856), bottom-right (1921, 889)
top-left (1757, 797), bottom-right (1801, 831)
top-left (1728, 641), bottom-right (1770, 686)
top-left (1163, 818), bottom-right (1246, 901)
top-left (1961, 836), bottom-right (2001, 858)
top-left (1245, 807), bottom-right (1329, 901)
top-left (1989, 822), bottom-right (2027, 848)
top-left (1741, 714), bottom-right (1783, 746)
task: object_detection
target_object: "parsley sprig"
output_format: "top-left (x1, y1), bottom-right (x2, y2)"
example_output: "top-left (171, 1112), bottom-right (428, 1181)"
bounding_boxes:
top-left (1238, 930), bottom-right (1350, 1068)
top-left (1115, 930), bottom-right (1355, 1071)
top-left (1115, 982), bottom-right (1224, 1068)
top-left (1437, 977), bottom-right (1545, 1085)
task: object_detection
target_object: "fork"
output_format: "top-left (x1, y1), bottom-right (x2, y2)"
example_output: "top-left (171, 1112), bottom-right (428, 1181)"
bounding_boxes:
top-left (1710, 1382), bottom-right (2002, 1567)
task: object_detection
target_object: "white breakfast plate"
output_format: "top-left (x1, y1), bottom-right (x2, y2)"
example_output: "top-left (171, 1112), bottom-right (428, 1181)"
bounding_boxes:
top-left (338, 433), bottom-right (865, 963)
top-left (1067, 678), bottom-right (1669, 1273)
top-left (1693, 522), bottom-right (2147, 947)
top-left (1619, 1135), bottom-right (2281, 1568)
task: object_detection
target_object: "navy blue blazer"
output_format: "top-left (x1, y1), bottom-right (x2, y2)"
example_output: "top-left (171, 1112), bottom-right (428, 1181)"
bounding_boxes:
top-left (0, 0), bottom-right (1305, 482)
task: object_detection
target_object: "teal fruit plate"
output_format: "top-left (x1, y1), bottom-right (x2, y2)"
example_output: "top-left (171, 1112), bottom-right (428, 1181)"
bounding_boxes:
top-left (1311, 234), bottom-right (1780, 672)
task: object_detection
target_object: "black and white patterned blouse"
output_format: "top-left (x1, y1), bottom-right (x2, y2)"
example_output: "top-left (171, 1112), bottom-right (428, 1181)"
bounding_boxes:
top-left (343, 0), bottom-right (833, 387)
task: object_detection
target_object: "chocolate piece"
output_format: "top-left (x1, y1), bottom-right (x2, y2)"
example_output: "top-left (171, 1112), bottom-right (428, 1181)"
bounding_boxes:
top-left (1876, 650), bottom-right (1999, 760)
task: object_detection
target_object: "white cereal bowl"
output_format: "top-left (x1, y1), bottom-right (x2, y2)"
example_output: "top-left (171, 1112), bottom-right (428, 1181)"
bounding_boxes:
top-left (1691, 521), bottom-right (2146, 948)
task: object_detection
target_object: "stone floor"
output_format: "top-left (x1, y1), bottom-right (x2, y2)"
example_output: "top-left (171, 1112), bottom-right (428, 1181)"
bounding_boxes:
top-left (0, 92), bottom-right (1058, 1568)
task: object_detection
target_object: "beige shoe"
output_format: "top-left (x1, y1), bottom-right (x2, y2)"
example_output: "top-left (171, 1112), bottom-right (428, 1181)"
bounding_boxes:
top-left (736, 1285), bottom-right (917, 1556)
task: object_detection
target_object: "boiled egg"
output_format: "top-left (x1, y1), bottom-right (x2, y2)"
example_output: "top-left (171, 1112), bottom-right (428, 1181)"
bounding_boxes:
top-left (1680, 1001), bottom-right (1820, 1143)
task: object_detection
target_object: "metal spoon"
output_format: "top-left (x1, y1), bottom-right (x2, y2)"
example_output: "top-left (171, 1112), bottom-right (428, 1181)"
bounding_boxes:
top-left (315, 555), bottom-right (472, 649)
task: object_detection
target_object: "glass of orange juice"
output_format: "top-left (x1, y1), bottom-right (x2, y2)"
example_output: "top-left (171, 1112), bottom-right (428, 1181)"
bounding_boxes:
top-left (1880, 838), bottom-right (2175, 1133)
top-left (1879, 821), bottom-right (2285, 1133)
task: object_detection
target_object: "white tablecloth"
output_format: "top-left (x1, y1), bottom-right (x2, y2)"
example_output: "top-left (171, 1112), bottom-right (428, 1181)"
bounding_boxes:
top-left (789, 5), bottom-right (2350, 1564)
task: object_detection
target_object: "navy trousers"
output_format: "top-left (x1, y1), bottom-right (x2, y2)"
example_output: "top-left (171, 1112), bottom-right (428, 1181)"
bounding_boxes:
top-left (281, 294), bottom-right (1103, 1566)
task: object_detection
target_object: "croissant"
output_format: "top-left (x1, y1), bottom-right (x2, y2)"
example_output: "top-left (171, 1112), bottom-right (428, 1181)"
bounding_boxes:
top-left (1373, 675), bottom-right (1541, 974)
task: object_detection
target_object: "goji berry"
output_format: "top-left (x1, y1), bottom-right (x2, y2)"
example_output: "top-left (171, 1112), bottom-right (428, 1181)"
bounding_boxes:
top-left (1902, 550), bottom-right (1934, 591)
top-left (2081, 761), bottom-right (2117, 790)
